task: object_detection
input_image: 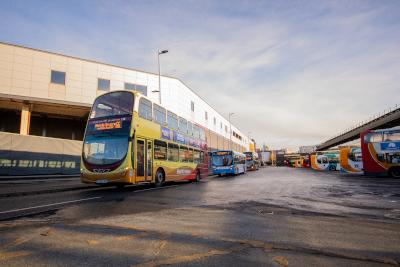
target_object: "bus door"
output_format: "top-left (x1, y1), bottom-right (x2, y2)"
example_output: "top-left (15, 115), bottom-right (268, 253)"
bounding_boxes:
top-left (136, 138), bottom-right (153, 182)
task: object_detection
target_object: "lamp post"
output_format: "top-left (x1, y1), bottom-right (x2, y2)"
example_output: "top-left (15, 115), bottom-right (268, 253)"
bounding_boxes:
top-left (152, 49), bottom-right (168, 105)
top-left (229, 112), bottom-right (234, 150)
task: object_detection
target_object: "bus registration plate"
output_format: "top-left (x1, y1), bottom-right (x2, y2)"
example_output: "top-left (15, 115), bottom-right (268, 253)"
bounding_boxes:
top-left (96, 179), bottom-right (109, 184)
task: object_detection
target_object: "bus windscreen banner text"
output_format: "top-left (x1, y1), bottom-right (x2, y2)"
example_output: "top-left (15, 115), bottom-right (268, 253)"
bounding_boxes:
top-left (86, 115), bottom-right (132, 136)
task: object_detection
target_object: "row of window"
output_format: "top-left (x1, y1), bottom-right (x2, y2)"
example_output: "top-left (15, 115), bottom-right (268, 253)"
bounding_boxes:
top-left (139, 98), bottom-right (206, 140)
top-left (233, 131), bottom-right (242, 140)
top-left (50, 70), bottom-right (148, 95)
top-left (191, 102), bottom-right (231, 135)
top-left (154, 140), bottom-right (205, 163)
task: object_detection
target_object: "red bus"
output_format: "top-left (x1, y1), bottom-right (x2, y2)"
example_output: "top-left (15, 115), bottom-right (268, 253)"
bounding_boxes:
top-left (361, 128), bottom-right (400, 177)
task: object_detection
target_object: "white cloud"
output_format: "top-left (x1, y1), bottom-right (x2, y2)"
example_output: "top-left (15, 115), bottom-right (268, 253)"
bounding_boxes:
top-left (1, 0), bottom-right (399, 150)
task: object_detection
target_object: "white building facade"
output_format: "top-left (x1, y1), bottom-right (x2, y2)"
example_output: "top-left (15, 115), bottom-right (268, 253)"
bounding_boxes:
top-left (0, 42), bottom-right (252, 152)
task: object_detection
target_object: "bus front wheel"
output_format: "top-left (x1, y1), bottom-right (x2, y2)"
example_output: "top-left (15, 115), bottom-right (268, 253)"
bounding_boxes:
top-left (389, 168), bottom-right (400, 178)
top-left (155, 169), bottom-right (165, 187)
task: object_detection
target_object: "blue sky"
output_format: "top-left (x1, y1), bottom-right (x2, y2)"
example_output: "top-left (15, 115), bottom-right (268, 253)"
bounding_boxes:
top-left (1, 0), bottom-right (399, 149)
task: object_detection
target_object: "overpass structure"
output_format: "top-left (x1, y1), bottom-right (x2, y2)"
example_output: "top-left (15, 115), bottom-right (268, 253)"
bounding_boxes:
top-left (317, 105), bottom-right (400, 151)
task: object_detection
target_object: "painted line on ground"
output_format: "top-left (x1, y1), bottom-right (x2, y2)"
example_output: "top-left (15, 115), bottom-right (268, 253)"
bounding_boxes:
top-left (0, 184), bottom-right (182, 215)
top-left (0, 196), bottom-right (103, 214)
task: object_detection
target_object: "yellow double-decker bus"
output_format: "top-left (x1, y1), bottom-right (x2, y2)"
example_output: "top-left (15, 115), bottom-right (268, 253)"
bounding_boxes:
top-left (80, 91), bottom-right (208, 187)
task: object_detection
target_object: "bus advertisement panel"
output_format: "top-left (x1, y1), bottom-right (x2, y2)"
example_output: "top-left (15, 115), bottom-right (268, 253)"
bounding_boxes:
top-left (339, 146), bottom-right (363, 174)
top-left (81, 91), bottom-right (208, 187)
top-left (211, 150), bottom-right (246, 176)
top-left (361, 128), bottom-right (400, 177)
top-left (311, 150), bottom-right (340, 171)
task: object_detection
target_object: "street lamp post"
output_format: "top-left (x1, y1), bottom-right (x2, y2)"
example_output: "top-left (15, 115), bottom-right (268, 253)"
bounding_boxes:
top-left (229, 112), bottom-right (234, 150)
top-left (153, 49), bottom-right (168, 105)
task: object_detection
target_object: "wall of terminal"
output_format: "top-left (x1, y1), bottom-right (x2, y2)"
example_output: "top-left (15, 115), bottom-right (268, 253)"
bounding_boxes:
top-left (0, 132), bottom-right (81, 175)
top-left (0, 42), bottom-right (252, 151)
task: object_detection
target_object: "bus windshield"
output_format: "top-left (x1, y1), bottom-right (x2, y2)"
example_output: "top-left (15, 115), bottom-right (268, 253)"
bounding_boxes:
top-left (212, 152), bottom-right (233, 166)
top-left (244, 152), bottom-right (253, 161)
top-left (90, 91), bottom-right (134, 119)
top-left (83, 134), bottom-right (129, 165)
top-left (83, 115), bottom-right (132, 166)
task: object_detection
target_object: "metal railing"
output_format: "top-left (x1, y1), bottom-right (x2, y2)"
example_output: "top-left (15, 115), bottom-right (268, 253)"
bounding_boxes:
top-left (325, 103), bottom-right (399, 141)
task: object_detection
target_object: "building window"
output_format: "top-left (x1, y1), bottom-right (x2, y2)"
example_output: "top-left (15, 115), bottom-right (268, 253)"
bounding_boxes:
top-left (220, 122), bottom-right (222, 129)
top-left (51, 70), bottom-right (66, 85)
top-left (124, 82), bottom-right (147, 95)
top-left (191, 101), bottom-right (194, 112)
top-left (124, 83), bottom-right (135, 90)
top-left (225, 125), bottom-right (228, 132)
top-left (205, 111), bottom-right (208, 120)
top-left (138, 98), bottom-right (152, 120)
top-left (213, 117), bottom-right (216, 125)
top-left (98, 78), bottom-right (110, 91)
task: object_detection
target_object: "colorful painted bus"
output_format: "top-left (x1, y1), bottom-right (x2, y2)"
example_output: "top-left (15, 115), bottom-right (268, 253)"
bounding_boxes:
top-left (244, 152), bottom-right (260, 171)
top-left (339, 146), bottom-right (363, 174)
top-left (361, 128), bottom-right (400, 177)
top-left (311, 150), bottom-right (340, 171)
top-left (81, 91), bottom-right (208, 187)
top-left (300, 154), bottom-right (311, 168)
top-left (284, 153), bottom-right (301, 168)
top-left (211, 150), bottom-right (246, 176)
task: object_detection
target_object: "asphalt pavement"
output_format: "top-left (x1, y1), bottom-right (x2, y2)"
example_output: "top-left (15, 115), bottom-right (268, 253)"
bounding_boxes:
top-left (0, 167), bottom-right (399, 266)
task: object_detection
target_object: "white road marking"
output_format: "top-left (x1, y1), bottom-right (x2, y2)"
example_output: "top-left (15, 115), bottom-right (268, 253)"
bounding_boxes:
top-left (0, 196), bottom-right (102, 214)
top-left (135, 185), bottom-right (180, 192)
top-left (0, 184), bottom-right (182, 215)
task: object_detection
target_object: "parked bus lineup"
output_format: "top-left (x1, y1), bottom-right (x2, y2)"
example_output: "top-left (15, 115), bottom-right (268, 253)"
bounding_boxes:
top-left (286, 127), bottom-right (400, 178)
top-left (81, 91), bottom-right (399, 183)
top-left (81, 91), bottom-right (261, 187)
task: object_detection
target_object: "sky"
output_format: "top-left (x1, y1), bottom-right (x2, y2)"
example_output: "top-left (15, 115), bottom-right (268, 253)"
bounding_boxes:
top-left (0, 0), bottom-right (399, 149)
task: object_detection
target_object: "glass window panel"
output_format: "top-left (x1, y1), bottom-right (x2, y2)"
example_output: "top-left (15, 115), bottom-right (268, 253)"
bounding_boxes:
top-left (90, 91), bottom-right (134, 119)
top-left (51, 70), bottom-right (65, 85)
top-left (194, 150), bottom-right (200, 163)
top-left (154, 140), bottom-right (167, 160)
top-left (124, 82), bottom-right (136, 90)
top-left (98, 78), bottom-right (110, 91)
top-left (138, 98), bottom-right (152, 120)
top-left (179, 146), bottom-right (189, 162)
top-left (135, 84), bottom-right (148, 96)
top-left (179, 117), bottom-right (187, 133)
top-left (187, 122), bottom-right (193, 136)
top-left (167, 111), bottom-right (178, 130)
top-left (154, 104), bottom-right (166, 125)
top-left (168, 143), bottom-right (179, 162)
top-left (188, 149), bottom-right (194, 163)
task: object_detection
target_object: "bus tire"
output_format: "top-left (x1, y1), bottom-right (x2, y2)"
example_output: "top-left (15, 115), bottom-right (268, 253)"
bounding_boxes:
top-left (389, 167), bottom-right (400, 178)
top-left (155, 168), bottom-right (165, 187)
top-left (195, 170), bottom-right (201, 182)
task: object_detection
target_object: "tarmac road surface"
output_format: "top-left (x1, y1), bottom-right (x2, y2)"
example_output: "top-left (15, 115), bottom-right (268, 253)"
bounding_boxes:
top-left (0, 167), bottom-right (399, 266)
